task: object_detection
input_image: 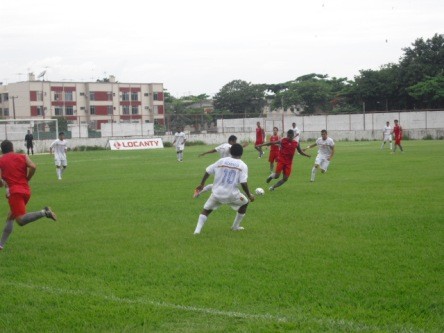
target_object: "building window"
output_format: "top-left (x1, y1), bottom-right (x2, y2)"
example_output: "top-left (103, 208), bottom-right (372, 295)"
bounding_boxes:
top-left (3, 108), bottom-right (9, 116)
top-left (36, 106), bottom-right (44, 116)
top-left (107, 106), bottom-right (113, 115)
top-left (107, 92), bottom-right (113, 101)
top-left (89, 92), bottom-right (95, 101)
top-left (131, 92), bottom-right (138, 101)
top-left (65, 91), bottom-right (73, 101)
top-left (66, 106), bottom-right (74, 115)
top-left (153, 92), bottom-right (158, 101)
top-left (37, 91), bottom-right (43, 101)
top-left (131, 106), bottom-right (138, 115)
top-left (55, 107), bottom-right (63, 116)
top-left (90, 106), bottom-right (96, 115)
top-left (54, 92), bottom-right (62, 101)
top-left (122, 105), bottom-right (130, 114)
top-left (0, 95), bottom-right (2, 102)
top-left (122, 92), bottom-right (130, 101)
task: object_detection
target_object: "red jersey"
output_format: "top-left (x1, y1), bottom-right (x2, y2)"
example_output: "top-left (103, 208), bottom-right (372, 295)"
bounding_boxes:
top-left (278, 138), bottom-right (298, 164)
top-left (0, 153), bottom-right (31, 196)
top-left (255, 127), bottom-right (264, 144)
top-left (393, 125), bottom-right (402, 139)
top-left (269, 135), bottom-right (280, 152)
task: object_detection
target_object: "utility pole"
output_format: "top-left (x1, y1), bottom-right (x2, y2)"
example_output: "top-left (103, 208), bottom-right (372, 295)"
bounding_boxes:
top-left (11, 96), bottom-right (18, 120)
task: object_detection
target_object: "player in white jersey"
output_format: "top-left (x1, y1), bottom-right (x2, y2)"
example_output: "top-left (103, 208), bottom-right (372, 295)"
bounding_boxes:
top-left (199, 135), bottom-right (238, 159)
top-left (193, 144), bottom-right (254, 234)
top-left (381, 121), bottom-right (392, 150)
top-left (304, 130), bottom-right (335, 182)
top-left (172, 127), bottom-right (187, 162)
top-left (291, 122), bottom-right (301, 143)
top-left (50, 132), bottom-right (68, 180)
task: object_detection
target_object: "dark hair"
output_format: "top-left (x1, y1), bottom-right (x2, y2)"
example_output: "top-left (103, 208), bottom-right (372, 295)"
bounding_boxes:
top-left (321, 129), bottom-right (327, 134)
top-left (228, 135), bottom-right (237, 143)
top-left (287, 129), bottom-right (294, 136)
top-left (273, 127), bottom-right (278, 131)
top-left (59, 132), bottom-right (65, 136)
top-left (230, 143), bottom-right (243, 157)
top-left (1, 140), bottom-right (13, 154)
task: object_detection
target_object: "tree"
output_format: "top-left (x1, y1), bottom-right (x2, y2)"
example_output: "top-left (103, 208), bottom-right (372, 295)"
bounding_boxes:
top-left (398, 34), bottom-right (444, 108)
top-left (407, 75), bottom-right (444, 109)
top-left (213, 80), bottom-right (266, 115)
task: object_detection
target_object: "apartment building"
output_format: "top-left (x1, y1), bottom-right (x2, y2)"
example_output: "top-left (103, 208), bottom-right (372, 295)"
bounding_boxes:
top-left (0, 74), bottom-right (165, 129)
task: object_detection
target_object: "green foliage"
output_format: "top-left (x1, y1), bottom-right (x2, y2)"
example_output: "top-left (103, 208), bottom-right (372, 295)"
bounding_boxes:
top-left (213, 80), bottom-right (266, 115)
top-left (407, 75), bottom-right (444, 108)
top-left (0, 142), bottom-right (443, 332)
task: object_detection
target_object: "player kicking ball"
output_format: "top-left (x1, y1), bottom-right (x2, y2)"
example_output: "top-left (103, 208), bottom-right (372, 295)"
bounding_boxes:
top-left (193, 144), bottom-right (254, 234)
top-left (256, 129), bottom-right (310, 191)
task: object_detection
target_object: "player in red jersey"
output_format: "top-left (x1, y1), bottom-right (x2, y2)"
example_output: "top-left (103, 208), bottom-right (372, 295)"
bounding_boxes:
top-left (256, 129), bottom-right (310, 191)
top-left (0, 140), bottom-right (57, 251)
top-left (268, 127), bottom-right (281, 172)
top-left (254, 122), bottom-right (266, 158)
top-left (392, 119), bottom-right (404, 153)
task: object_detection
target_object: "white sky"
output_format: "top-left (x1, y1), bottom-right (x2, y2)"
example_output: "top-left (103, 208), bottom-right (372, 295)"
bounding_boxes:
top-left (0, 0), bottom-right (442, 97)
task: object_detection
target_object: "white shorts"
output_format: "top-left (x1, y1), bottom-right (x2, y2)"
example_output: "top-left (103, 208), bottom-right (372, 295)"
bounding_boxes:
top-left (203, 193), bottom-right (249, 211)
top-left (55, 158), bottom-right (67, 167)
top-left (383, 135), bottom-right (392, 142)
top-left (176, 145), bottom-right (185, 152)
top-left (315, 155), bottom-right (330, 172)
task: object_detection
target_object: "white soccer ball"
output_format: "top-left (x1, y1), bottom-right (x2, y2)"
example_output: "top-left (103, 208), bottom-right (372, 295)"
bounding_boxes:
top-left (255, 188), bottom-right (265, 196)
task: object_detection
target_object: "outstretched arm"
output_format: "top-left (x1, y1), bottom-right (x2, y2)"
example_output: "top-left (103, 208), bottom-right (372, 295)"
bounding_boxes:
top-left (297, 145), bottom-right (310, 158)
top-left (256, 140), bottom-right (281, 149)
top-left (195, 172), bottom-right (210, 191)
top-left (199, 149), bottom-right (217, 157)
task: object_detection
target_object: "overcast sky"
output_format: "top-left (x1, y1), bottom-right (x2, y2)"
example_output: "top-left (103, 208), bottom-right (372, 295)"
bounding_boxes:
top-left (1, 0), bottom-right (442, 97)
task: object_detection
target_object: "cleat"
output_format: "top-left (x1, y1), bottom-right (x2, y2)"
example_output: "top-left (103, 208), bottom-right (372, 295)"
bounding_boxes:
top-left (266, 176), bottom-right (272, 183)
top-left (231, 226), bottom-right (245, 231)
top-left (0, 245), bottom-right (3, 251)
top-left (269, 186), bottom-right (274, 191)
top-left (44, 207), bottom-right (57, 221)
top-left (193, 189), bottom-right (201, 199)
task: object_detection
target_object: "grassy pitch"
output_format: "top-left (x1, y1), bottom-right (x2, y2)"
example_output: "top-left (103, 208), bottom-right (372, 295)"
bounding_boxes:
top-left (0, 140), bottom-right (443, 332)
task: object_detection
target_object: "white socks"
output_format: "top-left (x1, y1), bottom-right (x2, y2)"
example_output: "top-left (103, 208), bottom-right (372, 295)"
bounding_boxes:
top-left (231, 213), bottom-right (245, 230)
top-left (194, 214), bottom-right (207, 234)
top-left (311, 167), bottom-right (317, 182)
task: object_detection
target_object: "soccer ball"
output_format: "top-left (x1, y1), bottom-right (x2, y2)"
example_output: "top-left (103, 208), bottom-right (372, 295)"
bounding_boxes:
top-left (255, 188), bottom-right (265, 196)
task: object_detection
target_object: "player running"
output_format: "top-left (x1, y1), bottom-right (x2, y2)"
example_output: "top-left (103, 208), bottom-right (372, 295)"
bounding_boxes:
top-left (256, 129), bottom-right (310, 191)
top-left (173, 126), bottom-right (187, 162)
top-left (304, 130), bottom-right (335, 182)
top-left (50, 132), bottom-right (68, 180)
top-left (193, 144), bottom-right (254, 234)
top-left (0, 140), bottom-right (57, 251)
top-left (268, 127), bottom-right (281, 173)
top-left (392, 119), bottom-right (404, 153)
top-left (381, 121), bottom-right (392, 150)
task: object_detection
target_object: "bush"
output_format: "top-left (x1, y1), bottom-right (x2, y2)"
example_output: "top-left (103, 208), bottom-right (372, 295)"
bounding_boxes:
top-left (163, 142), bottom-right (173, 148)
top-left (186, 141), bottom-right (206, 146)
top-left (423, 134), bottom-right (434, 140)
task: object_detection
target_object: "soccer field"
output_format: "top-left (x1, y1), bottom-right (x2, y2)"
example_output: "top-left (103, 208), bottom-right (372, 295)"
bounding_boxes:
top-left (0, 140), bottom-right (443, 332)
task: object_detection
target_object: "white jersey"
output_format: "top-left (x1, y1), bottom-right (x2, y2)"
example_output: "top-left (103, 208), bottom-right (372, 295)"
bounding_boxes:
top-left (215, 143), bottom-right (232, 158)
top-left (291, 127), bottom-right (301, 142)
top-left (383, 125), bottom-right (392, 139)
top-left (174, 132), bottom-right (187, 147)
top-left (316, 137), bottom-right (335, 158)
top-left (50, 139), bottom-right (67, 160)
top-left (206, 157), bottom-right (248, 203)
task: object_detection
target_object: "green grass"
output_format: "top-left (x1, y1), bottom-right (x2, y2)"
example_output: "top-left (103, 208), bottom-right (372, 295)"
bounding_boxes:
top-left (0, 141), bottom-right (443, 332)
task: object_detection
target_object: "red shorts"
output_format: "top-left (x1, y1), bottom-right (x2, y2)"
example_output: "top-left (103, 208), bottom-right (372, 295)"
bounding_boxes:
top-left (269, 150), bottom-right (279, 163)
top-left (395, 137), bottom-right (402, 145)
top-left (255, 139), bottom-right (264, 146)
top-left (275, 160), bottom-right (293, 177)
top-left (8, 193), bottom-right (30, 218)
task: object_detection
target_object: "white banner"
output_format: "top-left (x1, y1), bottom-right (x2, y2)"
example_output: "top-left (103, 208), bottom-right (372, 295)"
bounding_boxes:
top-left (109, 138), bottom-right (164, 151)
